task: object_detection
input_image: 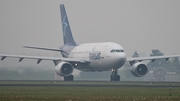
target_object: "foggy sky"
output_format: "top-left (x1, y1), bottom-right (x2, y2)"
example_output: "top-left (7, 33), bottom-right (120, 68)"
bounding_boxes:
top-left (0, 0), bottom-right (180, 77)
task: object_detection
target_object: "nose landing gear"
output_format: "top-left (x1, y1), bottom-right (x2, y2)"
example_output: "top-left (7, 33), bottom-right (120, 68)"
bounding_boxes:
top-left (110, 69), bottom-right (120, 81)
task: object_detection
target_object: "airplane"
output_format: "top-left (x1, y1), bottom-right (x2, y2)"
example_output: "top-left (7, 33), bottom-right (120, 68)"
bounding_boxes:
top-left (1, 4), bottom-right (180, 81)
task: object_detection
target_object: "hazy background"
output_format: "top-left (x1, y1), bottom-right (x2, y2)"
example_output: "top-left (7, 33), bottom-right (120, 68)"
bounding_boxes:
top-left (0, 0), bottom-right (180, 80)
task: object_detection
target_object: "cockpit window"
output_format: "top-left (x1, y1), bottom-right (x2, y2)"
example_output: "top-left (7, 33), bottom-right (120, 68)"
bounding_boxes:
top-left (110, 49), bottom-right (124, 53)
top-left (110, 49), bottom-right (115, 53)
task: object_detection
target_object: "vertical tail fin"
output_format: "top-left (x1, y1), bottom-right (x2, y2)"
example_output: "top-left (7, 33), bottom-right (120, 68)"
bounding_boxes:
top-left (60, 4), bottom-right (76, 45)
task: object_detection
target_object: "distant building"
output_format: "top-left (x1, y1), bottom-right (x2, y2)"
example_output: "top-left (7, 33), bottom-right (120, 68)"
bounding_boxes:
top-left (144, 67), bottom-right (180, 81)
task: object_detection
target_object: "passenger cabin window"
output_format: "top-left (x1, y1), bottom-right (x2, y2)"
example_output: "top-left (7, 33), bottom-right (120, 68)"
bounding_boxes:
top-left (110, 49), bottom-right (124, 53)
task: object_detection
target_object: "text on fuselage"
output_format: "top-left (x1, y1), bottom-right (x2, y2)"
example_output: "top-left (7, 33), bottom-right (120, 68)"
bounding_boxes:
top-left (89, 52), bottom-right (101, 60)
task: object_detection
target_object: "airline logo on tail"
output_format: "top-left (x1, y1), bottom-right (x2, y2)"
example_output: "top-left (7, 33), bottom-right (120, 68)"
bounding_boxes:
top-left (62, 15), bottom-right (68, 38)
top-left (60, 4), bottom-right (76, 45)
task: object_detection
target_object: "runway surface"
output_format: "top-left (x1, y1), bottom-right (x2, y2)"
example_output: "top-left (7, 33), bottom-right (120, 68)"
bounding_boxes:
top-left (0, 80), bottom-right (180, 87)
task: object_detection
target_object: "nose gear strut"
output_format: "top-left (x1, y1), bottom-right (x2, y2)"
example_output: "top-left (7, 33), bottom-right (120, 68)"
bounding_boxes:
top-left (110, 69), bottom-right (120, 81)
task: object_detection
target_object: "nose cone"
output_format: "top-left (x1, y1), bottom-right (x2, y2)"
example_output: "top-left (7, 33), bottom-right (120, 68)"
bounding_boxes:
top-left (112, 53), bottom-right (127, 69)
top-left (118, 53), bottom-right (127, 65)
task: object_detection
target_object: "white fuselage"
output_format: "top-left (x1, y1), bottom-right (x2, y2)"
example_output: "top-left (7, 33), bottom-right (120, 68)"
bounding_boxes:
top-left (68, 42), bottom-right (127, 71)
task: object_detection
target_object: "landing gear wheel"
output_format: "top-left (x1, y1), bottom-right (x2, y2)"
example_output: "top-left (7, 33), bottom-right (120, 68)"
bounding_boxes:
top-left (110, 69), bottom-right (120, 81)
top-left (117, 75), bottom-right (120, 81)
top-left (64, 75), bottom-right (74, 81)
top-left (110, 75), bottom-right (120, 81)
top-left (69, 75), bottom-right (74, 81)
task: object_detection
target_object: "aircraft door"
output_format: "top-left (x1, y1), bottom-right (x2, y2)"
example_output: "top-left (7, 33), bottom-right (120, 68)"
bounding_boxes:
top-left (101, 46), bottom-right (107, 59)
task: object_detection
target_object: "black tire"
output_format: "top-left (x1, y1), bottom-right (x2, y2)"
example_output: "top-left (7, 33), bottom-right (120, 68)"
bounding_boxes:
top-left (110, 75), bottom-right (113, 81)
top-left (116, 75), bottom-right (120, 81)
top-left (69, 75), bottom-right (74, 81)
top-left (110, 75), bottom-right (116, 81)
top-left (110, 75), bottom-right (120, 81)
top-left (64, 76), bottom-right (68, 81)
top-left (64, 75), bottom-right (74, 81)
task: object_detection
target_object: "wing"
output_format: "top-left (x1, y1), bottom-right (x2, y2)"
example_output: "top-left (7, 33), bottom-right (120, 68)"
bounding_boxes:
top-left (0, 54), bottom-right (90, 65)
top-left (126, 55), bottom-right (180, 63)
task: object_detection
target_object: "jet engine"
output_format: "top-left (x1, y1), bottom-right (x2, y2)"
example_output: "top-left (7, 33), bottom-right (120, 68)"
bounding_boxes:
top-left (55, 61), bottom-right (74, 76)
top-left (130, 62), bottom-right (148, 77)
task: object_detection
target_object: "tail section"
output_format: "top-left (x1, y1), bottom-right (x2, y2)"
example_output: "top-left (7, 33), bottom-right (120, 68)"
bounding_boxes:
top-left (60, 4), bottom-right (76, 45)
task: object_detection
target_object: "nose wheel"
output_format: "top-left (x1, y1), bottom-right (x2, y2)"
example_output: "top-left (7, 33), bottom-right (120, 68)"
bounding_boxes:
top-left (110, 69), bottom-right (120, 81)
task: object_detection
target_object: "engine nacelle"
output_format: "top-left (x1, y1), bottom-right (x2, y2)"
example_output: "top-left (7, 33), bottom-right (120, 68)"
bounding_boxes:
top-left (130, 62), bottom-right (148, 77)
top-left (55, 62), bottom-right (74, 76)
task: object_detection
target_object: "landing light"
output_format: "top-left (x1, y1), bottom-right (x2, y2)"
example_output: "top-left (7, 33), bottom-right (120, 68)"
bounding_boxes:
top-left (75, 63), bottom-right (78, 66)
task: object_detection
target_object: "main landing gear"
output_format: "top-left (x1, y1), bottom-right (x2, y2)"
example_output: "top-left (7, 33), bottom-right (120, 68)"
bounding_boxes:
top-left (64, 75), bottom-right (74, 81)
top-left (110, 69), bottom-right (120, 81)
